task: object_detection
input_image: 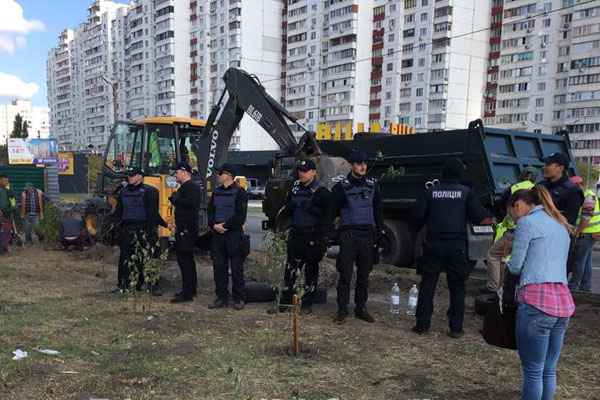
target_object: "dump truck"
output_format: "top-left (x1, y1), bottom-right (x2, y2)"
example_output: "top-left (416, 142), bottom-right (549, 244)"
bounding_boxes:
top-left (262, 120), bottom-right (578, 267)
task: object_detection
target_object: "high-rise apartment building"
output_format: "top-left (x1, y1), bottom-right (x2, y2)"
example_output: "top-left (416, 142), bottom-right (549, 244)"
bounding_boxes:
top-left (282, 0), bottom-right (373, 136)
top-left (0, 99), bottom-right (50, 143)
top-left (189, 0), bottom-right (283, 150)
top-left (370, 0), bottom-right (490, 132)
top-left (485, 0), bottom-right (600, 165)
top-left (47, 0), bottom-right (282, 151)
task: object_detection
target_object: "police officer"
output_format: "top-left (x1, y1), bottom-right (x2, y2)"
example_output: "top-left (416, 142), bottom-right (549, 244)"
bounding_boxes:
top-left (539, 152), bottom-right (583, 226)
top-left (330, 150), bottom-right (385, 325)
top-left (409, 158), bottom-right (489, 338)
top-left (207, 163), bottom-right (248, 310)
top-left (277, 159), bottom-right (330, 315)
top-left (114, 166), bottom-right (167, 294)
top-left (168, 162), bottom-right (200, 303)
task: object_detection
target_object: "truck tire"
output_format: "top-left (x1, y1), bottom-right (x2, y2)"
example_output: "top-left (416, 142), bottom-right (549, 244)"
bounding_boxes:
top-left (413, 227), bottom-right (427, 267)
top-left (274, 214), bottom-right (291, 233)
top-left (475, 294), bottom-right (495, 316)
top-left (381, 220), bottom-right (414, 267)
top-left (84, 206), bottom-right (114, 244)
top-left (84, 206), bottom-right (102, 239)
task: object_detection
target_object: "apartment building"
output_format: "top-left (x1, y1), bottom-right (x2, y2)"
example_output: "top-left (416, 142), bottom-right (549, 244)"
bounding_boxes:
top-left (46, 29), bottom-right (75, 147)
top-left (0, 99), bottom-right (50, 143)
top-left (282, 0), bottom-right (372, 136)
top-left (189, 0), bottom-right (283, 150)
top-left (485, 0), bottom-right (600, 165)
top-left (370, 0), bottom-right (490, 132)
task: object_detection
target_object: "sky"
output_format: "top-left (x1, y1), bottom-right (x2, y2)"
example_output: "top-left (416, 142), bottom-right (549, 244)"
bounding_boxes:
top-left (0, 0), bottom-right (127, 107)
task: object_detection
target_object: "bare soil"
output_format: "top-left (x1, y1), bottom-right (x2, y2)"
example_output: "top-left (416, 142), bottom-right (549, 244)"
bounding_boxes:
top-left (0, 245), bottom-right (598, 399)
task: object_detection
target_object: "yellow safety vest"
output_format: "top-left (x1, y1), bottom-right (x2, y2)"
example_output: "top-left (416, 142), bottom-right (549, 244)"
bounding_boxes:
top-left (577, 189), bottom-right (600, 234)
top-left (494, 180), bottom-right (535, 242)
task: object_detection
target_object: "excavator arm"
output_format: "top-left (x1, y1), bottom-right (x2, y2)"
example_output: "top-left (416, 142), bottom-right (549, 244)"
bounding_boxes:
top-left (192, 68), bottom-right (322, 191)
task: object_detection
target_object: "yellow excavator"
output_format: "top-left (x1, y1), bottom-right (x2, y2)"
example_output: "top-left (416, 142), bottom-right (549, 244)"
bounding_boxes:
top-left (84, 117), bottom-right (207, 248)
top-left (84, 68), bottom-right (347, 248)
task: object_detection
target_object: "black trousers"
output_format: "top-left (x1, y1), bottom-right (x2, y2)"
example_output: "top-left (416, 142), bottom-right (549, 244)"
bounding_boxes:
top-left (61, 235), bottom-right (84, 250)
top-left (282, 228), bottom-right (325, 307)
top-left (211, 229), bottom-right (245, 302)
top-left (175, 225), bottom-right (198, 297)
top-left (336, 229), bottom-right (375, 312)
top-left (416, 242), bottom-right (470, 333)
top-left (118, 224), bottom-right (146, 290)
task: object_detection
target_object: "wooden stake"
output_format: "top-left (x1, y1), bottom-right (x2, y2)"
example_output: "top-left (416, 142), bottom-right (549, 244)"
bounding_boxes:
top-left (292, 294), bottom-right (299, 356)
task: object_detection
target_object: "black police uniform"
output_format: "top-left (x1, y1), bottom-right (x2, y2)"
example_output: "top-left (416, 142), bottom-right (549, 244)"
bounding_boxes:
top-left (281, 175), bottom-right (331, 311)
top-left (409, 159), bottom-right (488, 335)
top-left (539, 174), bottom-right (582, 227)
top-left (330, 169), bottom-right (384, 321)
top-left (114, 181), bottom-right (167, 291)
top-left (208, 181), bottom-right (248, 305)
top-left (169, 177), bottom-right (201, 301)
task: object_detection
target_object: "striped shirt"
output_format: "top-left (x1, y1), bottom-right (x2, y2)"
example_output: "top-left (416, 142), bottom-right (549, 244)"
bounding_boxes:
top-left (517, 282), bottom-right (575, 318)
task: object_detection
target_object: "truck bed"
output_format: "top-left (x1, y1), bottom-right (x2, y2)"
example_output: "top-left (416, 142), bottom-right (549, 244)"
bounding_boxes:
top-left (318, 126), bottom-right (575, 216)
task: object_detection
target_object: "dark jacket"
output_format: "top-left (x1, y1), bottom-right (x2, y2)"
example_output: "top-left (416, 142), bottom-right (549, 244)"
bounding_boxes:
top-left (540, 174), bottom-right (583, 227)
top-left (409, 179), bottom-right (488, 243)
top-left (170, 179), bottom-right (200, 228)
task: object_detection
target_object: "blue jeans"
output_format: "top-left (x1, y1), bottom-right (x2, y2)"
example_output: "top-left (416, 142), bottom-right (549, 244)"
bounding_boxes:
top-left (516, 303), bottom-right (570, 400)
top-left (568, 234), bottom-right (594, 290)
top-left (23, 215), bottom-right (43, 241)
top-left (580, 246), bottom-right (593, 292)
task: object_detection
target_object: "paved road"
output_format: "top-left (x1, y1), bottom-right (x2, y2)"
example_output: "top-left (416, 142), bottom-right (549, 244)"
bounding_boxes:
top-left (246, 207), bottom-right (267, 250)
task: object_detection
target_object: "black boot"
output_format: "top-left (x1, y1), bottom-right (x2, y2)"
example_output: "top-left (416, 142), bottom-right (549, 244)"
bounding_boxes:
top-left (355, 307), bottom-right (375, 323)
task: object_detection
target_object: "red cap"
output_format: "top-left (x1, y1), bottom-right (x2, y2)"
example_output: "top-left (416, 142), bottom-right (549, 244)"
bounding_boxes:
top-left (569, 176), bottom-right (583, 184)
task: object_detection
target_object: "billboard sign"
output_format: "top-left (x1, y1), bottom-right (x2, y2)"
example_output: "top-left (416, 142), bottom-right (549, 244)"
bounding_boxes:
top-left (8, 138), bottom-right (59, 165)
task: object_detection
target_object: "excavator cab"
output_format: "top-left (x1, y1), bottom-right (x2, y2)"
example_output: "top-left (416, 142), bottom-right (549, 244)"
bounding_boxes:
top-left (85, 117), bottom-right (207, 245)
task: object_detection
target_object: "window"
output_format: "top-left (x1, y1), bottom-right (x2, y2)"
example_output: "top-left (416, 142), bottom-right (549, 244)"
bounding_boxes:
top-left (536, 98), bottom-right (545, 107)
top-left (537, 82), bottom-right (546, 91)
top-left (416, 88), bottom-right (423, 96)
top-left (415, 103), bottom-right (422, 111)
top-left (103, 122), bottom-right (144, 193)
top-left (387, 63), bottom-right (394, 71)
top-left (421, 12), bottom-right (428, 21)
top-left (405, 0), bottom-right (417, 9)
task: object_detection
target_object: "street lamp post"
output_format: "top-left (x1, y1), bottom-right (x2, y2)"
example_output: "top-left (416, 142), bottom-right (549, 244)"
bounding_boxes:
top-left (101, 76), bottom-right (117, 127)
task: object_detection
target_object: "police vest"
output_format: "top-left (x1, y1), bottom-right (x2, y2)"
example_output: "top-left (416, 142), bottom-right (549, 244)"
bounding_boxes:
top-left (121, 185), bottom-right (147, 221)
top-left (577, 189), bottom-right (600, 234)
top-left (340, 178), bottom-right (375, 227)
top-left (426, 183), bottom-right (469, 236)
top-left (290, 180), bottom-right (323, 228)
top-left (213, 184), bottom-right (240, 222)
top-left (546, 178), bottom-right (577, 206)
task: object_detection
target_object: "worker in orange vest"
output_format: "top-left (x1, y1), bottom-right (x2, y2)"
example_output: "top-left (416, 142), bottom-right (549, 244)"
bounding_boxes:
top-left (20, 183), bottom-right (49, 243)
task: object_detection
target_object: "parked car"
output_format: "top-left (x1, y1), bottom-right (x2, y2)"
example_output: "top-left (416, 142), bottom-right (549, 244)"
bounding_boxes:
top-left (249, 186), bottom-right (265, 200)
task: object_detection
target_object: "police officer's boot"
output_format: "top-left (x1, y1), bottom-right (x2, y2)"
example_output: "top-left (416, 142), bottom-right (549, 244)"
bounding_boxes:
top-left (333, 309), bottom-right (349, 325)
top-left (354, 307), bottom-right (375, 323)
top-left (25, 234), bottom-right (32, 244)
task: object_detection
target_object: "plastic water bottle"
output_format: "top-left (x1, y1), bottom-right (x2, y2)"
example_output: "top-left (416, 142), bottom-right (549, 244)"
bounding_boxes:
top-left (407, 284), bottom-right (418, 315)
top-left (390, 282), bottom-right (400, 314)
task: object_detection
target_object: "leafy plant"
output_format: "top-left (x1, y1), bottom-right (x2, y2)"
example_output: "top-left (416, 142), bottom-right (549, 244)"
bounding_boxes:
top-left (126, 233), bottom-right (169, 313)
top-left (41, 204), bottom-right (62, 248)
top-left (87, 154), bottom-right (102, 194)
